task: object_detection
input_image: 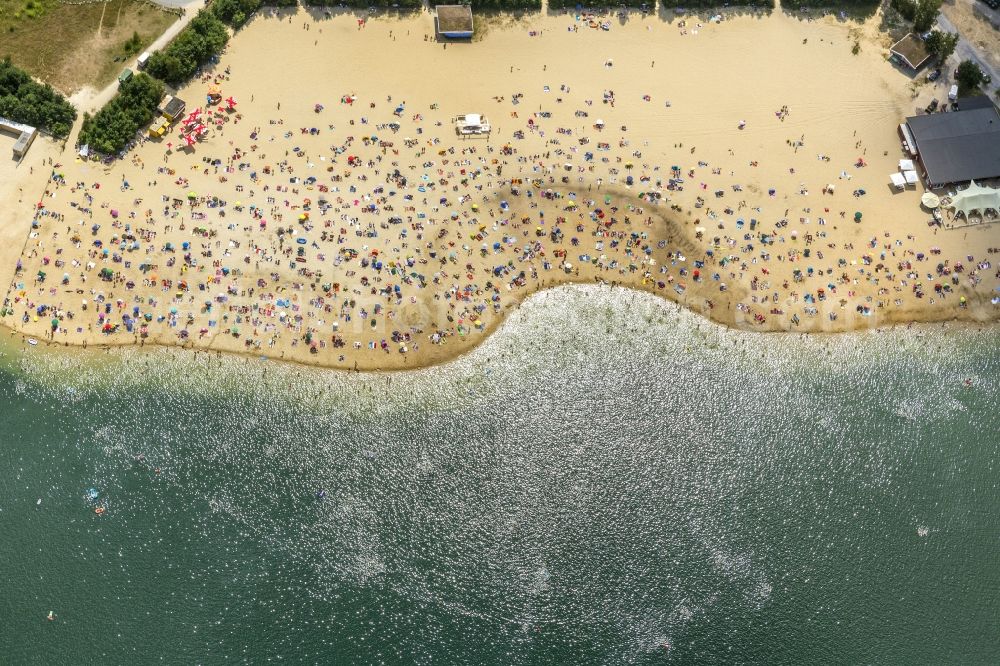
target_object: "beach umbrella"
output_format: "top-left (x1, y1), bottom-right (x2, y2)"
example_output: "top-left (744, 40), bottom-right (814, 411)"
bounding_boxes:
top-left (921, 192), bottom-right (941, 209)
top-left (854, 211), bottom-right (863, 221)
top-left (188, 192), bottom-right (197, 199)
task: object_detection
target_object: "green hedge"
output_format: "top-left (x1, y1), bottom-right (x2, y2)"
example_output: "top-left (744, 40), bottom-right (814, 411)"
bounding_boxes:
top-left (0, 58), bottom-right (77, 138)
top-left (145, 10), bottom-right (229, 87)
top-left (212, 0), bottom-right (299, 29)
top-left (465, 0), bottom-right (542, 10)
top-left (211, 0), bottom-right (262, 27)
top-left (659, 0), bottom-right (773, 8)
top-left (301, 0), bottom-right (422, 9)
top-left (549, 0), bottom-right (650, 7)
top-left (783, 0), bottom-right (878, 8)
top-left (77, 73), bottom-right (164, 155)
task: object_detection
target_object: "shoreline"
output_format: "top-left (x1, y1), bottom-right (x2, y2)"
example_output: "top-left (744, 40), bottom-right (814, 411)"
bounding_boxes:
top-left (5, 281), bottom-right (997, 375)
top-left (1, 7), bottom-right (997, 372)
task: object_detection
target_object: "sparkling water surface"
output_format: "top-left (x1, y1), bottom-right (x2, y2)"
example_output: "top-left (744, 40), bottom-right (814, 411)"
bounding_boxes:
top-left (1, 286), bottom-right (997, 664)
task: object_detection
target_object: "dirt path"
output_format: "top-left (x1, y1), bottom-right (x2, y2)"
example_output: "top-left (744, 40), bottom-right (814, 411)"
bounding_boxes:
top-left (97, 1), bottom-right (108, 36)
top-left (68, 0), bottom-right (206, 115)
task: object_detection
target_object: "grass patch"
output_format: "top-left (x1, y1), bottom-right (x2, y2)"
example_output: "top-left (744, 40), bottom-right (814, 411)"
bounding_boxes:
top-left (0, 0), bottom-right (177, 95)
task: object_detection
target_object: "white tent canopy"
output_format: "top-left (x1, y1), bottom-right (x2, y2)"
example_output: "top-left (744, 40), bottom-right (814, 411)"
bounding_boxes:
top-left (904, 170), bottom-right (919, 185)
top-left (898, 159), bottom-right (915, 172)
top-left (890, 172), bottom-right (906, 190)
top-left (948, 181), bottom-right (1000, 218)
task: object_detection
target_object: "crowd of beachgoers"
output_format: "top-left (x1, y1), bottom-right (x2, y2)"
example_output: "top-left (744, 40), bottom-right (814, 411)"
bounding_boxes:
top-left (3, 8), bottom-right (997, 368)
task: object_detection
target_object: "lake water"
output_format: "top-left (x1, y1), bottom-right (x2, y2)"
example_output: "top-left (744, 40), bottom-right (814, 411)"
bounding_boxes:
top-left (1, 286), bottom-right (997, 663)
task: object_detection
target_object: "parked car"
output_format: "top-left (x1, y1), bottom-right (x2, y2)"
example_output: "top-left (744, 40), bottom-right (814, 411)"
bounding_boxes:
top-left (927, 68), bottom-right (941, 82)
top-left (925, 99), bottom-right (939, 113)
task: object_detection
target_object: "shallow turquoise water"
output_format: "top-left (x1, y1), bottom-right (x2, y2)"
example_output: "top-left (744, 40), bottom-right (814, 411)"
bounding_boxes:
top-left (1, 286), bottom-right (997, 664)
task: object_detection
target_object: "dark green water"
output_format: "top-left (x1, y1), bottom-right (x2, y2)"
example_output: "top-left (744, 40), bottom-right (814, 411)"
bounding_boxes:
top-left (1, 287), bottom-right (998, 664)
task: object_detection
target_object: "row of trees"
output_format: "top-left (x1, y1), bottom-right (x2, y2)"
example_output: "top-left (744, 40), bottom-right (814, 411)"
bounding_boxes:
top-left (660, 0), bottom-right (772, 7)
top-left (213, 0), bottom-right (298, 29)
top-left (0, 58), bottom-right (77, 138)
top-left (145, 10), bottom-right (230, 87)
top-left (460, 0), bottom-right (541, 9)
top-left (782, 0), bottom-right (877, 11)
top-left (550, 0), bottom-right (772, 8)
top-left (77, 73), bottom-right (164, 155)
top-left (302, 0), bottom-right (422, 8)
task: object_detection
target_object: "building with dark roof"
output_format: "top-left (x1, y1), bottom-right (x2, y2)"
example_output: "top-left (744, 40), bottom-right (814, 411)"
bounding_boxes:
top-left (903, 97), bottom-right (1000, 188)
top-left (158, 95), bottom-right (186, 122)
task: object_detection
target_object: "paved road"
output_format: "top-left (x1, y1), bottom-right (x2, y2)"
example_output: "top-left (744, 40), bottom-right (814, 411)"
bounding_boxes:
top-left (963, 0), bottom-right (1000, 29)
top-left (936, 11), bottom-right (998, 95)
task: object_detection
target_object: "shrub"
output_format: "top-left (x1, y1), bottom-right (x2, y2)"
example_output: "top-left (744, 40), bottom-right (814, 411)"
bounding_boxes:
top-left (0, 57), bottom-right (77, 137)
top-left (123, 30), bottom-right (143, 56)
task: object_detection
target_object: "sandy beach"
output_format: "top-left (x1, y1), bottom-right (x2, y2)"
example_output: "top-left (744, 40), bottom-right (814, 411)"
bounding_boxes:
top-left (2, 6), bottom-right (998, 370)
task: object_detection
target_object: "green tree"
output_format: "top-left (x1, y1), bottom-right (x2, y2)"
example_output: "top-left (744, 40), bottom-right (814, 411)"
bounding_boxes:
top-left (0, 57), bottom-right (77, 138)
top-left (923, 30), bottom-right (959, 64)
top-left (912, 0), bottom-right (942, 33)
top-left (891, 0), bottom-right (916, 21)
top-left (955, 59), bottom-right (987, 96)
top-left (78, 73), bottom-right (164, 154)
top-left (211, 0), bottom-right (258, 28)
top-left (146, 52), bottom-right (184, 84)
top-left (144, 10), bottom-right (229, 86)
